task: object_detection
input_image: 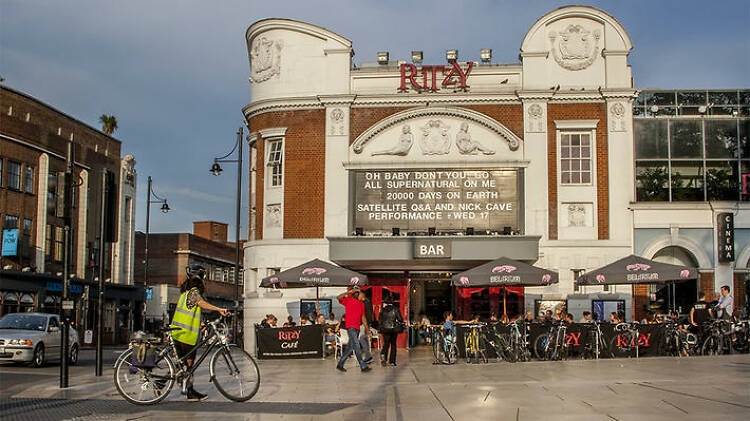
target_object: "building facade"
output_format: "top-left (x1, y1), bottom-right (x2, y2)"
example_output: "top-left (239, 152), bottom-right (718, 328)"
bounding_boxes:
top-left (0, 86), bottom-right (139, 343)
top-left (240, 6), bottom-right (747, 350)
top-left (135, 221), bottom-right (244, 329)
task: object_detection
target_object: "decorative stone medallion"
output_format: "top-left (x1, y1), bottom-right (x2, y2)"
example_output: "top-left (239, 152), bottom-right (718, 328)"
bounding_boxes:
top-left (250, 37), bottom-right (283, 83)
top-left (549, 25), bottom-right (601, 71)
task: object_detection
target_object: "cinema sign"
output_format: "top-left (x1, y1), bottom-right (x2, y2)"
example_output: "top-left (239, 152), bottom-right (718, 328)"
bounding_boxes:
top-left (399, 62), bottom-right (474, 92)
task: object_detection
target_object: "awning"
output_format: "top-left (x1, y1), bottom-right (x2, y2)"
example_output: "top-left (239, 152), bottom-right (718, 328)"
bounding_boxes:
top-left (451, 256), bottom-right (558, 287)
top-left (259, 259), bottom-right (368, 288)
top-left (576, 255), bottom-right (697, 286)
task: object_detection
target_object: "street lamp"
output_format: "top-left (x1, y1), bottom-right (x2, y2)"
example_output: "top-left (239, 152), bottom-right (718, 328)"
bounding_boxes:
top-left (209, 127), bottom-right (244, 347)
top-left (144, 176), bottom-right (169, 331)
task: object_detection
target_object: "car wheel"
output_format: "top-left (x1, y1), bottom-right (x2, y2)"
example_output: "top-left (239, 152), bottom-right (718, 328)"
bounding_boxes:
top-left (69, 344), bottom-right (79, 365)
top-left (31, 344), bottom-right (45, 368)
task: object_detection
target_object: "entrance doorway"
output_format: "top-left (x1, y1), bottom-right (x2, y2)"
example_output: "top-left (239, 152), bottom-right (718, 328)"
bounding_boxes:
top-left (652, 246), bottom-right (699, 314)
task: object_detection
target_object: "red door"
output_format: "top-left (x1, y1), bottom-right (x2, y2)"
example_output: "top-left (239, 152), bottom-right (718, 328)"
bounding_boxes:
top-left (362, 283), bottom-right (409, 348)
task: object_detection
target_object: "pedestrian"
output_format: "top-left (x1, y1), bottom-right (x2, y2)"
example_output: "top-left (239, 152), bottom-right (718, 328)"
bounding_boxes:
top-left (715, 285), bottom-right (734, 320)
top-left (170, 264), bottom-right (229, 401)
top-left (335, 287), bottom-right (371, 373)
top-left (690, 291), bottom-right (712, 336)
top-left (378, 296), bottom-right (404, 366)
top-left (357, 291), bottom-right (375, 364)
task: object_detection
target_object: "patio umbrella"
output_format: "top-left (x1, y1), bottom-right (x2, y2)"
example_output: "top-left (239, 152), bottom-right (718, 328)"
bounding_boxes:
top-left (576, 254), bottom-right (697, 313)
top-left (259, 258), bottom-right (368, 313)
top-left (452, 257), bottom-right (559, 319)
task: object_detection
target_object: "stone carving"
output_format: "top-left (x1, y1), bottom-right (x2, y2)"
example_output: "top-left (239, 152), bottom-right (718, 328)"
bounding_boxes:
top-left (549, 25), bottom-right (601, 71)
top-left (419, 120), bottom-right (451, 155)
top-left (565, 203), bottom-right (591, 227)
top-left (329, 108), bottom-right (345, 136)
top-left (121, 154), bottom-right (137, 185)
top-left (371, 125), bottom-right (414, 156)
top-left (266, 204), bottom-right (281, 227)
top-left (609, 102), bottom-right (626, 132)
top-left (250, 37), bottom-right (283, 83)
top-left (527, 103), bottom-right (546, 133)
top-left (455, 122), bottom-right (494, 155)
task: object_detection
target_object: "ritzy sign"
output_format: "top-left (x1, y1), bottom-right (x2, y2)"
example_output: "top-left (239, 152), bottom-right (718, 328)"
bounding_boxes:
top-left (399, 62), bottom-right (474, 92)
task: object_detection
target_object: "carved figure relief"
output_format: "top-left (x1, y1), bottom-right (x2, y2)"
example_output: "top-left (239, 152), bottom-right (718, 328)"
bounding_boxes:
top-left (121, 154), bottom-right (137, 186)
top-left (564, 203), bottom-right (592, 227)
top-left (266, 204), bottom-right (281, 227)
top-left (329, 108), bottom-right (345, 136)
top-left (372, 125), bottom-right (414, 156)
top-left (549, 25), bottom-right (601, 71)
top-left (455, 122), bottom-right (494, 155)
top-left (526, 103), bottom-right (546, 133)
top-left (250, 37), bottom-right (283, 83)
top-left (609, 102), bottom-right (626, 132)
top-left (419, 120), bottom-right (451, 155)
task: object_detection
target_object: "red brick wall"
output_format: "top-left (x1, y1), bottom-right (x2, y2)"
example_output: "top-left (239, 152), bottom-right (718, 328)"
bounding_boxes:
top-left (193, 221), bottom-right (228, 243)
top-left (547, 103), bottom-right (609, 240)
top-left (734, 273), bottom-right (747, 312)
top-left (350, 107), bottom-right (414, 144)
top-left (463, 104), bottom-right (524, 139)
top-left (249, 110), bottom-right (326, 239)
top-left (699, 272), bottom-right (715, 299)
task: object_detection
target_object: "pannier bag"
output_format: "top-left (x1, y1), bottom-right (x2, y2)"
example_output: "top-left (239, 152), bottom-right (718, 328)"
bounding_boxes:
top-left (129, 342), bottom-right (158, 373)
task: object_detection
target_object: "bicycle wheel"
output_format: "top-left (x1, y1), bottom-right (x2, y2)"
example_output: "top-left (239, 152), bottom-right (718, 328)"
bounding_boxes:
top-left (499, 334), bottom-right (518, 363)
top-left (446, 342), bottom-right (459, 365)
top-left (210, 344), bottom-right (260, 402)
top-left (533, 335), bottom-right (549, 360)
top-left (702, 336), bottom-right (719, 356)
top-left (114, 347), bottom-right (175, 405)
top-left (432, 333), bottom-right (445, 363)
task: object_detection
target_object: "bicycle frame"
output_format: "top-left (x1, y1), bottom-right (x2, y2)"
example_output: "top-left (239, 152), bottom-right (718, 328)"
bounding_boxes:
top-left (166, 322), bottom-right (227, 383)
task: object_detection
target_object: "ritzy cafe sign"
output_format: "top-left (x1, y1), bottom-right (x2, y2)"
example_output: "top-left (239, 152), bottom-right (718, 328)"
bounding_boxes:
top-left (399, 62), bottom-right (474, 92)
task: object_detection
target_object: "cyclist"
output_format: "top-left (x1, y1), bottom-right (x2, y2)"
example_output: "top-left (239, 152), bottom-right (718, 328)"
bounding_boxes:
top-left (170, 264), bottom-right (229, 402)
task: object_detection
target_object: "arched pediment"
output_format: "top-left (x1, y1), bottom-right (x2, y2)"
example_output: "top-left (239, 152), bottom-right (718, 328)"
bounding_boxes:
top-left (351, 107), bottom-right (522, 161)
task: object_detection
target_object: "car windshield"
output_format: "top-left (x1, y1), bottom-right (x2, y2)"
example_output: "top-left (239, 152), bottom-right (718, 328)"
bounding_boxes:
top-left (0, 314), bottom-right (47, 331)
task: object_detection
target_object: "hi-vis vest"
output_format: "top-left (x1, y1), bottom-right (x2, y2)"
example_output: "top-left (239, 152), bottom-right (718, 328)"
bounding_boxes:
top-left (170, 288), bottom-right (201, 345)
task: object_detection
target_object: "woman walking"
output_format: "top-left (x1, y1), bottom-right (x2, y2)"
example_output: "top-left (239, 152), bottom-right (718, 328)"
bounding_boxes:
top-left (378, 296), bottom-right (404, 366)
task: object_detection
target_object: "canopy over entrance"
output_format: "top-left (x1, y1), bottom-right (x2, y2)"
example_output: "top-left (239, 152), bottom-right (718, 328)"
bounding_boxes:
top-left (576, 255), bottom-right (697, 286)
top-left (259, 259), bottom-right (368, 288)
top-left (451, 256), bottom-right (558, 287)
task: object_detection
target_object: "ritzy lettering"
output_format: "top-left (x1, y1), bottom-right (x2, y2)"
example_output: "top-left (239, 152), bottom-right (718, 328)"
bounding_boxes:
top-left (278, 330), bottom-right (301, 341)
top-left (399, 62), bottom-right (474, 92)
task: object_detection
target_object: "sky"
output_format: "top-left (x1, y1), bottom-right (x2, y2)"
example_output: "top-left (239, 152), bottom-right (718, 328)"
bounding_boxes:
top-left (1, 0), bottom-right (748, 239)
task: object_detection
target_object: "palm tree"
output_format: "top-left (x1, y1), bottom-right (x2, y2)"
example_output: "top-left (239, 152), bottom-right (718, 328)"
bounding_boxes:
top-left (99, 114), bottom-right (118, 135)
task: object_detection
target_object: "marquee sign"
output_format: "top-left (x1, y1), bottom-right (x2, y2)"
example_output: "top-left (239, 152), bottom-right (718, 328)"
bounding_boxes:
top-left (353, 169), bottom-right (519, 234)
top-left (399, 62), bottom-right (474, 92)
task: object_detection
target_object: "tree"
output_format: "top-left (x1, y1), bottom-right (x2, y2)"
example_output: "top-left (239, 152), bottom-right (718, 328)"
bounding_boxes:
top-left (99, 114), bottom-right (118, 136)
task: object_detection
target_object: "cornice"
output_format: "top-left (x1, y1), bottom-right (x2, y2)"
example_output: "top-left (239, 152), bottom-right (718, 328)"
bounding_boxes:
top-left (317, 95), bottom-right (356, 105)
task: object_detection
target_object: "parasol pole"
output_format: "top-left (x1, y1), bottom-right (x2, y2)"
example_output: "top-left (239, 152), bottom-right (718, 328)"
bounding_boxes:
top-left (503, 288), bottom-right (507, 321)
top-left (316, 286), bottom-right (320, 315)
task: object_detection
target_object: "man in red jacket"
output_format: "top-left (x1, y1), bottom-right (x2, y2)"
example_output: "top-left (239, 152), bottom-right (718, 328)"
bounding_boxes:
top-left (335, 287), bottom-right (371, 373)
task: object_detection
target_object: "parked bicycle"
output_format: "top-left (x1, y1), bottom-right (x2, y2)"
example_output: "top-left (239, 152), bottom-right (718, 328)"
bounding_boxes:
top-left (114, 315), bottom-right (260, 405)
top-left (581, 321), bottom-right (613, 359)
top-left (701, 320), bottom-right (733, 356)
top-left (483, 324), bottom-right (516, 363)
top-left (432, 327), bottom-right (459, 365)
top-left (534, 321), bottom-right (570, 361)
top-left (662, 322), bottom-right (699, 357)
top-left (730, 320), bottom-right (750, 354)
top-left (463, 323), bottom-right (488, 363)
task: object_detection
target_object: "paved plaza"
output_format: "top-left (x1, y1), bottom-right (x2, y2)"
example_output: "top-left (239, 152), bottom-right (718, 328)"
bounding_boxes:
top-left (1, 348), bottom-right (748, 421)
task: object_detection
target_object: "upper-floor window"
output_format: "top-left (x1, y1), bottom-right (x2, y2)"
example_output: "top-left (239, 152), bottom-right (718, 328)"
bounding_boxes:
top-left (23, 166), bottom-right (34, 194)
top-left (267, 140), bottom-right (283, 187)
top-left (4, 215), bottom-right (18, 229)
top-left (54, 226), bottom-right (64, 262)
top-left (560, 133), bottom-right (592, 185)
top-left (7, 161), bottom-right (21, 190)
top-left (0, 157), bottom-right (4, 187)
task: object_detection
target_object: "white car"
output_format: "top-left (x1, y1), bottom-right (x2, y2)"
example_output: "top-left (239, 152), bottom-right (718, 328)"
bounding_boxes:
top-left (0, 312), bottom-right (80, 367)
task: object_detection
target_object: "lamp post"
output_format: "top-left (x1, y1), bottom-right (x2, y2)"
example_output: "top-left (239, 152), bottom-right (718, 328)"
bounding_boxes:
top-left (144, 176), bottom-right (169, 331)
top-left (210, 127), bottom-right (243, 347)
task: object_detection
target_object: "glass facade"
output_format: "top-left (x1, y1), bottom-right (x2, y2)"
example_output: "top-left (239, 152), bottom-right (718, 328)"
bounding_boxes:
top-left (634, 89), bottom-right (750, 202)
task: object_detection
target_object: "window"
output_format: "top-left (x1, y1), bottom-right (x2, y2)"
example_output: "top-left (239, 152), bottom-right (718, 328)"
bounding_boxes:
top-left (4, 215), bottom-right (18, 229)
top-left (0, 157), bottom-right (3, 187)
top-left (572, 269), bottom-right (584, 292)
top-left (7, 161), bottom-right (21, 190)
top-left (267, 140), bottom-right (283, 187)
top-left (47, 173), bottom-right (57, 216)
top-left (54, 226), bottom-right (64, 262)
top-left (23, 165), bottom-right (34, 194)
top-left (45, 225), bottom-right (52, 257)
top-left (560, 133), bottom-right (592, 184)
top-left (22, 219), bottom-right (32, 258)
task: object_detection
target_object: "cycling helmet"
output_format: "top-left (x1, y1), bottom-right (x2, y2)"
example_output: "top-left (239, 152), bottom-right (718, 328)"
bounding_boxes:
top-left (186, 263), bottom-right (207, 280)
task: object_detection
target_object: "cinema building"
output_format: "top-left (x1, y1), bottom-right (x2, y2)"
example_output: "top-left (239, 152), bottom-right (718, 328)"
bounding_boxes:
top-left (241, 6), bottom-right (749, 349)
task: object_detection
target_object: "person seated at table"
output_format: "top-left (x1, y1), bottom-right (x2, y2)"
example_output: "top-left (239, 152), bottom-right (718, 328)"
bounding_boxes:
top-left (259, 314), bottom-right (278, 328)
top-left (283, 315), bottom-right (296, 327)
top-left (310, 311), bottom-right (319, 322)
top-left (640, 312), bottom-right (654, 324)
top-left (299, 314), bottom-right (312, 326)
top-left (579, 311), bottom-right (592, 323)
top-left (610, 312), bottom-right (621, 324)
top-left (489, 312), bottom-right (500, 324)
top-left (316, 314), bottom-right (326, 325)
top-left (524, 311), bottom-right (534, 323)
top-left (564, 313), bottom-right (574, 323)
top-left (544, 310), bottom-right (553, 322)
top-left (327, 312), bottom-right (337, 325)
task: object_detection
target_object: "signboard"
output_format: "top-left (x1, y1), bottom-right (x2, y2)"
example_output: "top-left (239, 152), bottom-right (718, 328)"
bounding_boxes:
top-left (255, 324), bottom-right (324, 359)
top-left (146, 288), bottom-right (153, 300)
top-left (2, 229), bottom-right (19, 256)
top-left (300, 299), bottom-right (332, 318)
top-left (399, 62), bottom-right (473, 92)
top-left (84, 330), bottom-right (93, 345)
top-left (414, 239), bottom-right (451, 259)
top-left (717, 213), bottom-right (735, 262)
top-left (62, 300), bottom-right (74, 310)
top-left (46, 281), bottom-right (83, 295)
top-left (353, 169), bottom-right (519, 234)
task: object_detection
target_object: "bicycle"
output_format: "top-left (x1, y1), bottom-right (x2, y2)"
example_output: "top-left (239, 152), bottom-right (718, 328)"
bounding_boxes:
top-left (533, 321), bottom-right (569, 361)
top-left (609, 322), bottom-right (640, 358)
top-left (581, 322), bottom-right (613, 359)
top-left (432, 328), bottom-right (459, 365)
top-left (730, 320), bottom-right (750, 354)
top-left (114, 315), bottom-right (260, 405)
top-left (463, 323), bottom-right (488, 363)
top-left (482, 324), bottom-right (515, 363)
top-left (662, 322), bottom-right (698, 357)
top-left (701, 320), bottom-right (732, 356)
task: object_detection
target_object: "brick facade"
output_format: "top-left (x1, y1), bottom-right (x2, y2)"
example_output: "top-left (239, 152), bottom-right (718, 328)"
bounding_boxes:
top-left (0, 86), bottom-right (122, 277)
top-left (249, 109), bottom-right (326, 239)
top-left (546, 103), bottom-right (609, 241)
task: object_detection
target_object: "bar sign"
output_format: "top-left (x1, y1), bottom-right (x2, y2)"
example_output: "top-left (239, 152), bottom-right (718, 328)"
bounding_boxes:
top-left (717, 213), bottom-right (734, 263)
